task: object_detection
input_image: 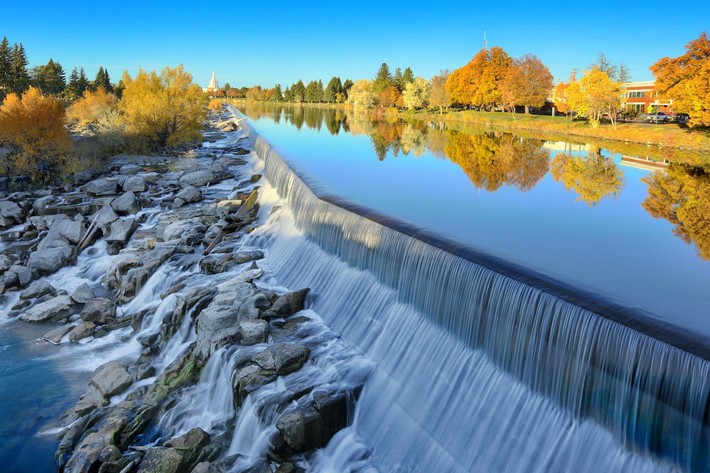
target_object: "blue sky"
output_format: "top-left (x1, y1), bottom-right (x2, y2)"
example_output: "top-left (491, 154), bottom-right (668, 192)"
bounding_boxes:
top-left (2, 0), bottom-right (708, 89)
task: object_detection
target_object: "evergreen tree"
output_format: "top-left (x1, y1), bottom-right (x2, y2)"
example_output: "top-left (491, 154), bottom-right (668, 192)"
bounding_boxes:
top-left (65, 67), bottom-right (82, 99)
top-left (10, 43), bottom-right (29, 94)
top-left (323, 76), bottom-right (342, 103)
top-left (393, 67), bottom-right (403, 91)
top-left (317, 79), bottom-right (324, 102)
top-left (32, 59), bottom-right (65, 95)
top-left (78, 67), bottom-right (90, 92)
top-left (283, 86), bottom-right (293, 102)
top-left (291, 80), bottom-right (306, 103)
top-left (373, 62), bottom-right (392, 93)
top-left (0, 37), bottom-right (12, 98)
top-left (273, 83), bottom-right (283, 101)
top-left (342, 79), bottom-right (354, 99)
top-left (305, 80), bottom-right (322, 102)
top-left (94, 66), bottom-right (112, 92)
top-left (402, 67), bottom-right (415, 85)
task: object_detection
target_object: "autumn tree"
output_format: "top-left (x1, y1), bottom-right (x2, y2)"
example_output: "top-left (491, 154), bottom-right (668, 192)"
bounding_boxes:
top-left (551, 151), bottom-right (623, 205)
top-left (642, 164), bottom-right (710, 260)
top-left (446, 49), bottom-right (489, 106)
top-left (347, 80), bottom-right (376, 109)
top-left (66, 87), bottom-right (118, 126)
top-left (0, 86), bottom-right (71, 179)
top-left (475, 46), bottom-right (512, 109)
top-left (402, 77), bottom-right (430, 110)
top-left (119, 65), bottom-right (206, 149)
top-left (651, 32), bottom-right (710, 127)
top-left (429, 70), bottom-right (451, 114)
top-left (378, 85), bottom-right (401, 108)
top-left (502, 54), bottom-right (553, 114)
top-left (246, 85), bottom-right (264, 101)
top-left (576, 68), bottom-right (624, 127)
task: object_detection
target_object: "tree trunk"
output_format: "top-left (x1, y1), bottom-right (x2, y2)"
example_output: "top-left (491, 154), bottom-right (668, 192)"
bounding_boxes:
top-left (525, 105), bottom-right (530, 114)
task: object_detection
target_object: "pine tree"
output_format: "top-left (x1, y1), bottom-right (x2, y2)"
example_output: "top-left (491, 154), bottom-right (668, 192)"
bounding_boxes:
top-left (291, 80), bottom-right (306, 103)
top-left (283, 86), bottom-right (293, 102)
top-left (94, 66), bottom-right (112, 92)
top-left (0, 37), bottom-right (12, 98)
top-left (273, 83), bottom-right (283, 101)
top-left (78, 68), bottom-right (90, 93)
top-left (342, 79), bottom-right (354, 99)
top-left (10, 43), bottom-right (30, 94)
top-left (65, 67), bottom-right (81, 99)
top-left (32, 59), bottom-right (66, 95)
top-left (393, 68), bottom-right (403, 91)
top-left (317, 79), bottom-right (323, 102)
top-left (305, 80), bottom-right (321, 102)
top-left (402, 67), bottom-right (415, 85)
top-left (373, 63), bottom-right (392, 93)
top-left (323, 76), bottom-right (342, 103)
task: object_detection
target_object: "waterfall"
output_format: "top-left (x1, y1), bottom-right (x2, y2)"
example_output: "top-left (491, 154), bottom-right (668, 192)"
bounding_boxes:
top-left (239, 115), bottom-right (710, 472)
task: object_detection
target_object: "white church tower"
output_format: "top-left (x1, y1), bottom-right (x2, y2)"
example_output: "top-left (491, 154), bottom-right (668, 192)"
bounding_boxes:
top-left (207, 70), bottom-right (219, 92)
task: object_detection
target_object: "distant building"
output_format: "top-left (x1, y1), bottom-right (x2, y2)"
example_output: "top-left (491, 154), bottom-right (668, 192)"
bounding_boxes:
top-left (204, 70), bottom-right (219, 92)
top-left (623, 81), bottom-right (672, 114)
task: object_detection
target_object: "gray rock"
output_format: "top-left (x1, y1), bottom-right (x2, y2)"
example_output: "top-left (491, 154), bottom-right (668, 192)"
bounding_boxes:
top-left (71, 283), bottom-right (96, 303)
top-left (93, 205), bottom-right (119, 230)
top-left (19, 294), bottom-right (74, 322)
top-left (74, 169), bottom-right (99, 186)
top-left (80, 298), bottom-right (116, 325)
top-left (135, 363), bottom-right (156, 381)
top-left (28, 245), bottom-right (73, 275)
top-left (90, 362), bottom-right (133, 398)
top-left (119, 164), bottom-right (142, 174)
top-left (136, 447), bottom-right (184, 473)
top-left (111, 191), bottom-right (139, 215)
top-left (234, 364), bottom-right (277, 400)
top-left (43, 324), bottom-right (75, 344)
top-left (4, 264), bottom-right (33, 288)
top-left (164, 428), bottom-right (210, 468)
top-left (19, 280), bottom-right (55, 299)
top-left (0, 200), bottom-right (23, 221)
top-left (176, 186), bottom-right (202, 204)
top-left (32, 194), bottom-right (55, 214)
top-left (233, 250), bottom-right (264, 265)
top-left (0, 255), bottom-right (11, 274)
top-left (251, 343), bottom-right (309, 375)
top-left (106, 218), bottom-right (137, 246)
top-left (52, 217), bottom-right (86, 244)
top-left (239, 320), bottom-right (269, 345)
top-left (84, 178), bottom-right (117, 196)
top-left (262, 289), bottom-right (310, 319)
top-left (275, 405), bottom-right (328, 453)
top-left (179, 170), bottom-right (214, 188)
top-left (192, 462), bottom-right (222, 473)
top-left (68, 321), bottom-right (96, 342)
top-left (99, 445), bottom-right (122, 463)
top-left (64, 432), bottom-right (108, 473)
top-left (122, 175), bottom-right (147, 193)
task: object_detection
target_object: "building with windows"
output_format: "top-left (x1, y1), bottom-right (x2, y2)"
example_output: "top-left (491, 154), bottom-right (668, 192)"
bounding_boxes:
top-left (623, 81), bottom-right (672, 114)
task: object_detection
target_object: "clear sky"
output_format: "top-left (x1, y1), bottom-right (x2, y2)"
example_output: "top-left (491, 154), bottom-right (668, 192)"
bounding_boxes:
top-left (2, 0), bottom-right (708, 89)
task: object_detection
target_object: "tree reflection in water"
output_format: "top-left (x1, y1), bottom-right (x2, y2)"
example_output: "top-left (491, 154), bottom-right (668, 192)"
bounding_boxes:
top-left (643, 164), bottom-right (710, 261)
top-left (550, 150), bottom-right (624, 206)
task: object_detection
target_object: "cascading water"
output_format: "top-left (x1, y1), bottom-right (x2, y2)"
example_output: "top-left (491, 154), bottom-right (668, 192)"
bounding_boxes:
top-left (236, 111), bottom-right (710, 472)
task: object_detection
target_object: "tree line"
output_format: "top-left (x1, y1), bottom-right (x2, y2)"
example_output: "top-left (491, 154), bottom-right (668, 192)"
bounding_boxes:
top-left (0, 36), bottom-right (115, 101)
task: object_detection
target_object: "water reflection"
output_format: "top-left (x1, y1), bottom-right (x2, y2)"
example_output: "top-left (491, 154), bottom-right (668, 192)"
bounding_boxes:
top-left (551, 150), bottom-right (624, 206)
top-left (237, 102), bottom-right (710, 259)
top-left (643, 164), bottom-right (710, 260)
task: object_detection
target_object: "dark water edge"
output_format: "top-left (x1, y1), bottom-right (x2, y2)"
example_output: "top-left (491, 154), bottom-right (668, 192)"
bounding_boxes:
top-left (0, 321), bottom-right (89, 472)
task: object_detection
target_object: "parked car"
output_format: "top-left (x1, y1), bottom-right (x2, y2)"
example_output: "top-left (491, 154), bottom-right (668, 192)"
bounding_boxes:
top-left (644, 112), bottom-right (669, 123)
top-left (675, 113), bottom-right (690, 124)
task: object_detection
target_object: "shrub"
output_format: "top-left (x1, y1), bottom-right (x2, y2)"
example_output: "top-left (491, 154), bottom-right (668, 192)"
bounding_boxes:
top-left (0, 86), bottom-right (71, 179)
top-left (208, 99), bottom-right (222, 111)
top-left (67, 88), bottom-right (119, 126)
top-left (119, 65), bottom-right (207, 149)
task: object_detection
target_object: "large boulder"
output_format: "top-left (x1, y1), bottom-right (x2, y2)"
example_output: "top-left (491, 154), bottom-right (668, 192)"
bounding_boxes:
top-left (178, 170), bottom-right (214, 188)
top-left (80, 298), bottom-right (116, 325)
top-left (122, 176), bottom-right (147, 193)
top-left (3, 264), bottom-right (32, 288)
top-left (173, 186), bottom-right (202, 208)
top-left (136, 447), bottom-right (183, 473)
top-left (19, 280), bottom-right (56, 300)
top-left (93, 206), bottom-right (119, 232)
top-left (111, 192), bottom-right (139, 215)
top-left (106, 218), bottom-right (137, 249)
top-left (0, 200), bottom-right (23, 223)
top-left (19, 295), bottom-right (74, 322)
top-left (164, 428), bottom-right (211, 468)
top-left (73, 169), bottom-right (99, 186)
top-left (28, 245), bottom-right (73, 275)
top-left (275, 405), bottom-right (328, 454)
top-left (63, 432), bottom-right (107, 473)
top-left (68, 321), bottom-right (97, 342)
top-left (251, 343), bottom-right (309, 375)
top-left (43, 325), bottom-right (75, 345)
top-left (262, 289), bottom-right (309, 319)
top-left (51, 218), bottom-right (87, 245)
top-left (71, 283), bottom-right (96, 303)
top-left (90, 362), bottom-right (133, 398)
top-left (84, 178), bottom-right (117, 196)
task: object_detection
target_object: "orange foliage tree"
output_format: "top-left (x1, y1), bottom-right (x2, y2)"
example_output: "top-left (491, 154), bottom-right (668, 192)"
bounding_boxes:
top-left (551, 151), bottom-right (623, 205)
top-left (651, 33), bottom-right (710, 127)
top-left (378, 85), bottom-right (402, 108)
top-left (66, 87), bottom-right (118, 126)
top-left (502, 54), bottom-right (553, 114)
top-left (0, 86), bottom-right (71, 178)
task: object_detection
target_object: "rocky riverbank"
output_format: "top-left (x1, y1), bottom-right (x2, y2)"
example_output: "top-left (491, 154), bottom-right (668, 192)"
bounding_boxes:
top-left (0, 109), bottom-right (366, 473)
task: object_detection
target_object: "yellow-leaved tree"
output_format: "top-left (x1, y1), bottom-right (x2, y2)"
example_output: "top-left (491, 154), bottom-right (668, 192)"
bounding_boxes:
top-left (67, 87), bottom-right (119, 126)
top-left (551, 151), bottom-right (623, 205)
top-left (0, 86), bottom-right (71, 179)
top-left (119, 65), bottom-right (206, 149)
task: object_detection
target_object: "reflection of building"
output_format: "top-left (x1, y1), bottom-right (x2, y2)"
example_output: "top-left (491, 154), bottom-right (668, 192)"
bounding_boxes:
top-left (623, 81), bottom-right (672, 114)
top-left (204, 70), bottom-right (219, 92)
top-left (542, 141), bottom-right (590, 153)
top-left (620, 155), bottom-right (669, 172)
